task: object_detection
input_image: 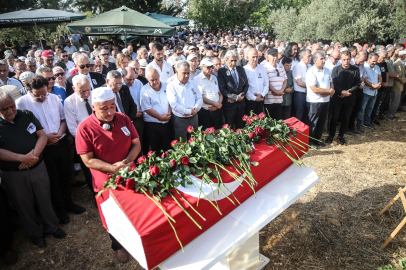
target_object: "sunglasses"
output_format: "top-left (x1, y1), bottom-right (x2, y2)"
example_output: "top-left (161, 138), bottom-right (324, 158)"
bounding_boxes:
top-left (78, 64), bottom-right (90, 69)
top-left (101, 53), bottom-right (109, 56)
top-left (46, 77), bottom-right (56, 81)
top-left (54, 72), bottom-right (64, 77)
top-left (62, 55), bottom-right (69, 58)
top-left (276, 69), bottom-right (280, 77)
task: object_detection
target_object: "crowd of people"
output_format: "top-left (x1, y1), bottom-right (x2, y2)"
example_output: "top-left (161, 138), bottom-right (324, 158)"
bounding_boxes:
top-left (0, 28), bottom-right (405, 264)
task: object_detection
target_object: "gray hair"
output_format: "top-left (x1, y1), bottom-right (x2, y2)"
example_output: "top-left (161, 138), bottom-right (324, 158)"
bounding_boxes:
top-left (0, 89), bottom-right (14, 105)
top-left (378, 50), bottom-right (388, 56)
top-left (172, 56), bottom-right (182, 64)
top-left (25, 57), bottom-right (36, 64)
top-left (72, 74), bottom-right (90, 87)
top-left (53, 66), bottom-right (64, 73)
top-left (107, 70), bottom-right (122, 80)
top-left (72, 52), bottom-right (82, 63)
top-left (37, 67), bottom-right (52, 76)
top-left (0, 60), bottom-right (7, 67)
top-left (176, 61), bottom-right (190, 70)
top-left (129, 59), bottom-right (139, 65)
top-left (27, 50), bottom-right (35, 56)
top-left (312, 51), bottom-right (325, 62)
top-left (74, 54), bottom-right (89, 65)
top-left (386, 45), bottom-right (395, 52)
top-left (299, 49), bottom-right (311, 60)
top-left (34, 50), bottom-right (43, 58)
top-left (224, 50), bottom-right (238, 61)
top-left (122, 48), bottom-right (129, 54)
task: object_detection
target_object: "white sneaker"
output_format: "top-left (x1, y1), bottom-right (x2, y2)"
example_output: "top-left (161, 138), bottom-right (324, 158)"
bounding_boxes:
top-left (74, 163), bottom-right (81, 172)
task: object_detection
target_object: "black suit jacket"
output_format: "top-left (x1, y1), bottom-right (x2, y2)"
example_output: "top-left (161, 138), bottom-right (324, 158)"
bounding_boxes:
top-left (218, 66), bottom-right (249, 110)
top-left (65, 72), bottom-right (106, 96)
top-left (101, 84), bottom-right (138, 121)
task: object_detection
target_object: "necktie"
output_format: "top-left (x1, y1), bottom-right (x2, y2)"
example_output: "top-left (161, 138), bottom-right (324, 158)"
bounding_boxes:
top-left (115, 92), bottom-right (125, 113)
top-left (84, 99), bottom-right (92, 115)
top-left (231, 69), bottom-right (238, 86)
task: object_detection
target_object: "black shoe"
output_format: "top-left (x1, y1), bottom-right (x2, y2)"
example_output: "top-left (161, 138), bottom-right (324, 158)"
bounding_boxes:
top-left (348, 128), bottom-right (359, 135)
top-left (72, 181), bottom-right (87, 188)
top-left (31, 235), bottom-right (46, 247)
top-left (52, 228), bottom-right (67, 239)
top-left (66, 204), bottom-right (85, 215)
top-left (373, 119), bottom-right (381, 125)
top-left (357, 126), bottom-right (364, 133)
top-left (58, 215), bottom-right (70, 224)
top-left (363, 123), bottom-right (376, 130)
top-left (337, 137), bottom-right (348, 146)
top-left (378, 115), bottom-right (386, 120)
top-left (316, 141), bottom-right (326, 147)
top-left (309, 142), bottom-right (318, 149)
top-left (345, 130), bottom-right (353, 136)
top-left (325, 136), bottom-right (334, 143)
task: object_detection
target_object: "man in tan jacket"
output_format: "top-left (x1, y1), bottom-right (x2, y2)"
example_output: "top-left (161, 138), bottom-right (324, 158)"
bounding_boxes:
top-left (388, 50), bottom-right (406, 120)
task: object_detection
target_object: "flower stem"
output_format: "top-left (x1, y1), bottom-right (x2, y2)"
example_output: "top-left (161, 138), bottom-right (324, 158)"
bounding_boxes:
top-left (169, 192), bottom-right (202, 229)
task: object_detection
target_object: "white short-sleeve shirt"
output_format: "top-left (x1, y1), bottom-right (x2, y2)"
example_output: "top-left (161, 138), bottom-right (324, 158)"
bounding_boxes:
top-left (305, 65), bottom-right (332, 103)
top-left (292, 61), bottom-right (311, 93)
top-left (193, 72), bottom-right (220, 110)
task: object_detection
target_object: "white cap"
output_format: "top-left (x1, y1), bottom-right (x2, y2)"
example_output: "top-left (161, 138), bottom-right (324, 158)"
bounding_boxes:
top-left (89, 58), bottom-right (95, 65)
top-left (187, 54), bottom-right (198, 61)
top-left (32, 45), bottom-right (37, 48)
top-left (399, 50), bottom-right (406, 56)
top-left (20, 71), bottom-right (35, 82)
top-left (139, 59), bottom-right (148, 68)
top-left (18, 56), bottom-right (27, 61)
top-left (92, 87), bottom-right (115, 103)
top-left (0, 85), bottom-right (22, 100)
top-left (188, 46), bottom-right (197, 50)
top-left (164, 50), bottom-right (171, 56)
top-left (200, 58), bottom-right (214, 66)
top-left (278, 47), bottom-right (285, 53)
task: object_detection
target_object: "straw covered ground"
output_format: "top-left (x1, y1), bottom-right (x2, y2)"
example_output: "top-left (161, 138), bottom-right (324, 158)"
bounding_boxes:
top-left (1, 111), bottom-right (406, 270)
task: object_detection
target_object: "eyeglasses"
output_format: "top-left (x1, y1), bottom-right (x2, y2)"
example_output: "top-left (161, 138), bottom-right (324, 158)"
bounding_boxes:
top-left (112, 82), bottom-right (123, 86)
top-left (54, 72), bottom-right (65, 77)
top-left (78, 64), bottom-right (90, 69)
top-left (101, 53), bottom-right (109, 56)
top-left (30, 92), bottom-right (47, 100)
top-left (330, 56), bottom-right (340, 61)
top-left (27, 65), bottom-right (36, 68)
top-left (16, 68), bottom-right (27, 71)
top-left (205, 66), bottom-right (214, 70)
top-left (46, 76), bottom-right (56, 81)
top-left (62, 55), bottom-right (69, 58)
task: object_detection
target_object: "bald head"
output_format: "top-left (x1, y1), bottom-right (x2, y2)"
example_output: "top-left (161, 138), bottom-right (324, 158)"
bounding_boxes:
top-left (146, 68), bottom-right (161, 90)
top-left (122, 66), bottom-right (136, 87)
top-left (329, 50), bottom-right (340, 65)
top-left (146, 68), bottom-right (159, 80)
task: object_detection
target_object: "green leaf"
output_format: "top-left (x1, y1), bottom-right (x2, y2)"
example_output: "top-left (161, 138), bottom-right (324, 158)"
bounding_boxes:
top-left (183, 164), bottom-right (190, 172)
top-left (189, 157), bottom-right (197, 163)
top-left (251, 161), bottom-right (259, 166)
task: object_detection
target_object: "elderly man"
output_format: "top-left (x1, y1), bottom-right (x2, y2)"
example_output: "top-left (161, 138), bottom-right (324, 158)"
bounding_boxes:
top-left (16, 75), bottom-right (85, 224)
top-left (145, 43), bottom-right (174, 83)
top-left (262, 48), bottom-right (287, 120)
top-left (387, 50), bottom-right (406, 120)
top-left (0, 61), bottom-right (23, 89)
top-left (0, 87), bottom-right (66, 248)
top-left (244, 48), bottom-right (269, 116)
top-left (93, 59), bottom-right (103, 74)
top-left (167, 61), bottom-right (203, 141)
top-left (34, 50), bottom-right (43, 69)
top-left (325, 50), bottom-right (340, 73)
top-left (306, 51), bottom-right (335, 148)
top-left (167, 46), bottom-right (186, 65)
top-left (25, 57), bottom-right (37, 73)
top-left (13, 60), bottom-right (27, 81)
top-left (371, 50), bottom-right (390, 125)
top-left (65, 55), bottom-right (106, 96)
top-left (127, 44), bottom-right (137, 60)
top-left (187, 54), bottom-right (201, 80)
top-left (99, 48), bottom-right (116, 75)
top-left (194, 58), bottom-right (223, 130)
top-left (327, 51), bottom-right (361, 145)
top-left (292, 49), bottom-right (312, 122)
top-left (41, 50), bottom-right (54, 69)
top-left (218, 50), bottom-right (248, 129)
top-left (19, 71), bottom-right (35, 95)
top-left (63, 74), bottom-right (94, 193)
top-left (37, 67), bottom-right (66, 103)
top-left (212, 57), bottom-right (221, 78)
top-left (356, 53), bottom-right (381, 132)
top-left (76, 87), bottom-right (140, 263)
top-left (137, 47), bottom-right (149, 62)
top-left (141, 69), bottom-right (172, 152)
top-left (129, 59), bottom-right (148, 85)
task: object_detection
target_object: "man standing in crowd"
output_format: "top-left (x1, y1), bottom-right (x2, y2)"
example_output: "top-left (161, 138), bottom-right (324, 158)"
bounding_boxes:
top-left (167, 61), bottom-right (202, 141)
top-left (76, 87), bottom-right (141, 263)
top-left (327, 51), bottom-right (360, 145)
top-left (16, 75), bottom-right (85, 224)
top-left (356, 53), bottom-right (381, 132)
top-left (387, 50), bottom-right (406, 120)
top-left (325, 50), bottom-right (340, 73)
top-left (141, 69), bottom-right (172, 152)
top-left (212, 57), bottom-right (222, 78)
top-left (371, 50), bottom-right (389, 125)
top-left (25, 57), bottom-right (37, 74)
top-left (0, 61), bottom-right (23, 89)
top-left (13, 60), bottom-right (27, 81)
top-left (187, 54), bottom-right (201, 80)
top-left (218, 50), bottom-right (248, 129)
top-left (194, 58), bottom-right (223, 130)
top-left (36, 67), bottom-right (66, 103)
top-left (306, 51), bottom-right (335, 148)
top-left (292, 49), bottom-right (312, 122)
top-left (41, 50), bottom-right (54, 69)
top-left (281, 57), bottom-right (295, 120)
top-left (58, 50), bottom-right (74, 75)
top-left (146, 43), bottom-right (174, 83)
top-left (244, 48), bottom-right (269, 116)
top-left (64, 40), bottom-right (77, 57)
top-left (99, 48), bottom-right (117, 75)
top-left (129, 59), bottom-right (148, 85)
top-left (0, 87), bottom-right (66, 248)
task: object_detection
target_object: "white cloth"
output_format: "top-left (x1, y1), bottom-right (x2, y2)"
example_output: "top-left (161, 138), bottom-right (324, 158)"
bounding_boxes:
top-left (63, 92), bottom-right (92, 137)
top-left (166, 77), bottom-right (203, 117)
top-left (141, 82), bottom-right (170, 123)
top-left (292, 61), bottom-right (311, 93)
top-left (305, 65), bottom-right (332, 103)
top-left (7, 77), bottom-right (24, 89)
top-left (16, 93), bottom-right (66, 135)
top-left (145, 60), bottom-right (174, 83)
top-left (291, 59), bottom-right (299, 70)
top-left (189, 69), bottom-right (201, 81)
top-left (64, 45), bottom-right (77, 55)
top-left (243, 64), bottom-right (269, 101)
top-left (193, 72), bottom-right (220, 110)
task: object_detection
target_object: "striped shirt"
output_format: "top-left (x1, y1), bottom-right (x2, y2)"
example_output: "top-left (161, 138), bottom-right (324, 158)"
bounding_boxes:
top-left (262, 62), bottom-right (287, 104)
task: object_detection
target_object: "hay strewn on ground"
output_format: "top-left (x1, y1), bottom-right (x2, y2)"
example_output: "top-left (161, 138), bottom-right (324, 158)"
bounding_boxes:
top-left (1, 112), bottom-right (405, 270)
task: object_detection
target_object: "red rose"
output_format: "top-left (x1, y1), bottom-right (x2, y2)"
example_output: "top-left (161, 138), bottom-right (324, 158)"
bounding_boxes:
top-left (137, 156), bottom-right (146, 164)
top-left (161, 153), bottom-right (166, 158)
top-left (149, 165), bottom-right (160, 176)
top-left (170, 159), bottom-right (177, 168)
top-left (181, 156), bottom-right (189, 165)
top-left (125, 178), bottom-right (135, 190)
top-left (258, 112), bottom-right (265, 119)
top-left (236, 129), bottom-right (243, 134)
top-left (242, 115), bottom-right (248, 121)
top-left (262, 130), bottom-right (270, 138)
top-left (188, 137), bottom-right (195, 144)
top-left (222, 124), bottom-right (229, 129)
top-left (246, 119), bottom-right (252, 124)
top-left (161, 151), bottom-right (169, 158)
top-left (253, 116), bottom-right (258, 120)
top-left (187, 126), bottom-right (194, 133)
top-left (115, 176), bottom-right (124, 184)
top-left (230, 129), bottom-right (234, 132)
top-left (203, 130), bottom-right (208, 134)
top-left (171, 140), bottom-right (179, 147)
top-left (129, 162), bottom-right (137, 171)
top-left (208, 127), bottom-right (215, 133)
top-left (248, 132), bottom-right (256, 139)
top-left (147, 151), bottom-right (154, 157)
top-left (255, 126), bottom-right (264, 135)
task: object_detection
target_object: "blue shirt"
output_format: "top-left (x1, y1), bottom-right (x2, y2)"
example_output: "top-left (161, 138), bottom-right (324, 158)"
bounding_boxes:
top-left (52, 86), bottom-right (67, 105)
top-left (363, 63), bottom-right (381, 96)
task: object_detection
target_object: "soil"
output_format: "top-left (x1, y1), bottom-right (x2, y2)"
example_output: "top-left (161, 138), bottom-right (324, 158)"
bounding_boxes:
top-left (1, 111), bottom-right (406, 270)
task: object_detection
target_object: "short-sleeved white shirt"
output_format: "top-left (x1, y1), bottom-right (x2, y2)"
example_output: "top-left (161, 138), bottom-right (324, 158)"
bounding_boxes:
top-left (292, 61), bottom-right (311, 93)
top-left (193, 72), bottom-right (220, 109)
top-left (305, 65), bottom-right (332, 103)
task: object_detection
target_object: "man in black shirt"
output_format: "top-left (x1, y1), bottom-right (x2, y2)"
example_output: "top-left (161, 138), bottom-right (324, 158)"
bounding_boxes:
top-left (371, 50), bottom-right (389, 125)
top-left (327, 51), bottom-right (361, 145)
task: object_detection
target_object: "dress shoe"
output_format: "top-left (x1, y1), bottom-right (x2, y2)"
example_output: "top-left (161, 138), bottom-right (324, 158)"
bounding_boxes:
top-left (357, 126), bottom-right (364, 133)
top-left (317, 141), bottom-right (326, 147)
top-left (373, 119), bottom-right (381, 125)
top-left (2, 250), bottom-right (18, 264)
top-left (363, 123), bottom-right (376, 130)
top-left (31, 235), bottom-right (46, 247)
top-left (66, 203), bottom-right (85, 214)
top-left (58, 215), bottom-right (70, 224)
top-left (114, 248), bottom-right (129, 263)
top-left (52, 228), bottom-right (67, 239)
top-left (309, 141), bottom-right (318, 149)
top-left (345, 130), bottom-right (353, 136)
top-left (325, 136), bottom-right (334, 144)
top-left (348, 128), bottom-right (359, 134)
top-left (337, 137), bottom-right (348, 146)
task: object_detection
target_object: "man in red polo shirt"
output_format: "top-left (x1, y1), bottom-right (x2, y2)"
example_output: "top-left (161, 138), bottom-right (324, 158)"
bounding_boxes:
top-left (75, 87), bottom-right (141, 263)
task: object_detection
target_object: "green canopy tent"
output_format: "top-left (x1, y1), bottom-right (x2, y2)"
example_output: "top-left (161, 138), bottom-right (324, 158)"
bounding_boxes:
top-left (67, 6), bottom-right (175, 46)
top-left (145, 13), bottom-right (189, 27)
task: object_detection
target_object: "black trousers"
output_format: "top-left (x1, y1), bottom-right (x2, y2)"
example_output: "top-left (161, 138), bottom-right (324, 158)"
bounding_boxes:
top-left (307, 102), bottom-right (329, 142)
top-left (133, 117), bottom-right (144, 156)
top-left (293, 91), bottom-right (308, 123)
top-left (281, 105), bottom-right (292, 120)
top-left (264, 103), bottom-right (282, 120)
top-left (380, 86), bottom-right (392, 115)
top-left (0, 186), bottom-right (13, 255)
top-left (43, 137), bottom-right (72, 217)
top-left (109, 234), bottom-right (123, 251)
top-left (371, 88), bottom-right (387, 121)
top-left (245, 100), bottom-right (264, 116)
top-left (144, 121), bottom-right (173, 153)
top-left (198, 108), bottom-right (220, 130)
top-left (223, 107), bottom-right (245, 129)
top-left (348, 89), bottom-right (364, 130)
top-left (329, 97), bottom-right (353, 138)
